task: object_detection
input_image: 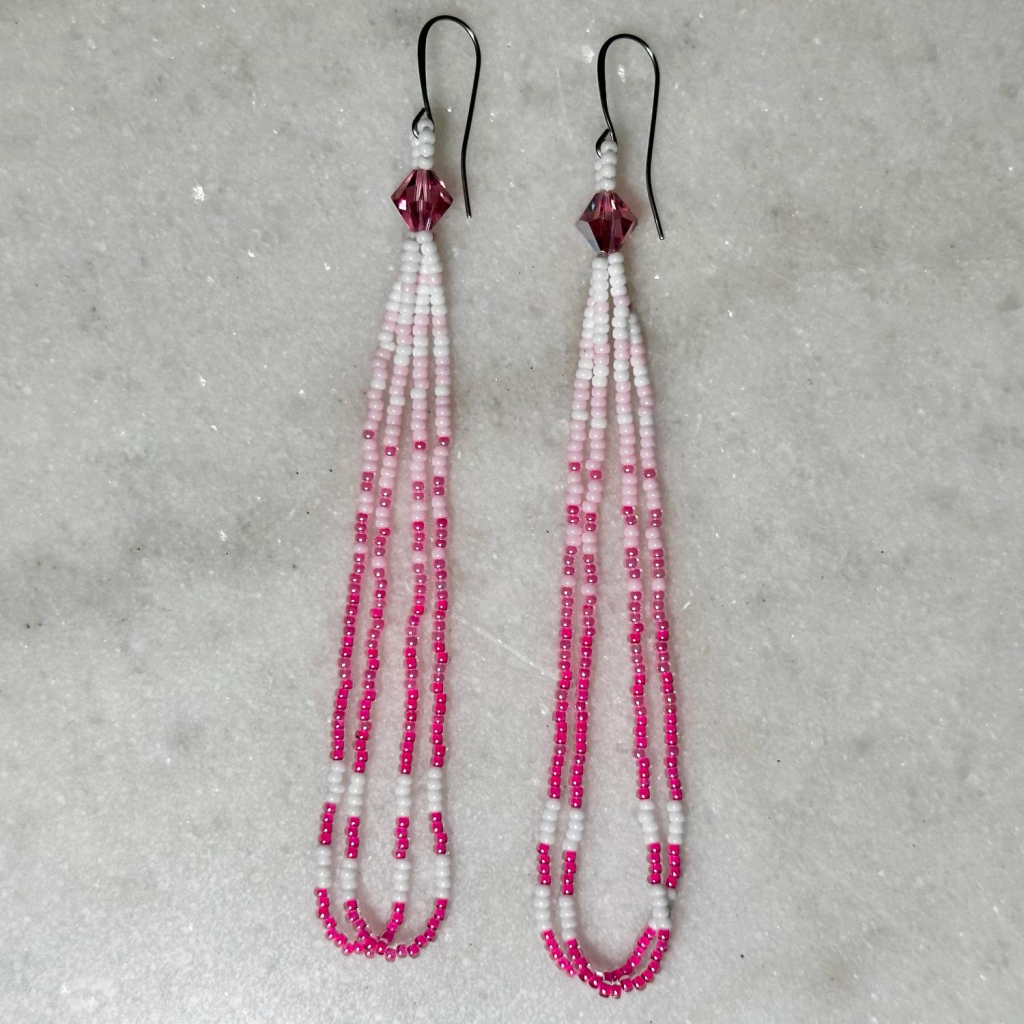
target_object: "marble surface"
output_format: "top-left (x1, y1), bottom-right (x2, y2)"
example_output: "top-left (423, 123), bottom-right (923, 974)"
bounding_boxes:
top-left (2, 1), bottom-right (1023, 1021)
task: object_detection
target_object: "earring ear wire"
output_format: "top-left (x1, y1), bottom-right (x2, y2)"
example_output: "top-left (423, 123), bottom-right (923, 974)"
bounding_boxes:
top-left (595, 33), bottom-right (664, 239)
top-left (412, 15), bottom-right (482, 219)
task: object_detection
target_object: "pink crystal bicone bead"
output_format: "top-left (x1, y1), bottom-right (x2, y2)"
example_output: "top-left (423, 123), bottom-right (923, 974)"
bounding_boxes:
top-left (576, 191), bottom-right (637, 254)
top-left (391, 169), bottom-right (454, 231)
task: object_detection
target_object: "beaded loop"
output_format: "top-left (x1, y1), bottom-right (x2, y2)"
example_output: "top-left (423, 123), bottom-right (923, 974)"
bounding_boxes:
top-left (535, 245), bottom-right (683, 994)
top-left (314, 226), bottom-right (453, 959)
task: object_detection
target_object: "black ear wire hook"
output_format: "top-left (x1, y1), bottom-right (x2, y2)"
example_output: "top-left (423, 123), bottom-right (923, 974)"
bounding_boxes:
top-left (596, 33), bottom-right (664, 240)
top-left (411, 15), bottom-right (482, 219)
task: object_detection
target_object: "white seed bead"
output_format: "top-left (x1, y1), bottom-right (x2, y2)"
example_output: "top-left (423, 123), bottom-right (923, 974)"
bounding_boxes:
top-left (435, 855), bottom-right (451, 892)
top-left (649, 885), bottom-right (671, 927)
top-left (315, 866), bottom-right (330, 889)
top-left (637, 801), bottom-right (660, 838)
top-left (315, 847), bottom-right (331, 867)
top-left (534, 885), bottom-right (553, 929)
top-left (667, 802), bottom-right (685, 842)
top-left (558, 895), bottom-right (577, 939)
top-left (339, 864), bottom-right (356, 901)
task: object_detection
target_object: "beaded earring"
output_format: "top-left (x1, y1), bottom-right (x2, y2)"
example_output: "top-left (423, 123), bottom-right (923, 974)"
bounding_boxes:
top-left (313, 15), bottom-right (481, 962)
top-left (534, 35), bottom-right (684, 997)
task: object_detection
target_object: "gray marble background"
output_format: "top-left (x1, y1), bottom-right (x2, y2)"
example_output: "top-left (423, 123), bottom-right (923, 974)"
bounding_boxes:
top-left (2, 1), bottom-right (1022, 1022)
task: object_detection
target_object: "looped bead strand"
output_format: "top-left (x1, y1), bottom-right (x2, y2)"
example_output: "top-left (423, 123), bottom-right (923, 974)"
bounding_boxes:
top-left (537, 228), bottom-right (683, 997)
top-left (315, 186), bottom-right (454, 958)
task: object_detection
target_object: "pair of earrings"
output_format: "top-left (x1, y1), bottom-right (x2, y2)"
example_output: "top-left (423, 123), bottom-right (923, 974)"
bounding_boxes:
top-left (313, 17), bottom-right (680, 1000)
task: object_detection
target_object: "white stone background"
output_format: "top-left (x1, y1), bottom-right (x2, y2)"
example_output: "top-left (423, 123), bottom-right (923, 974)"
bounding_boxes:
top-left (2, 1), bottom-right (1022, 1022)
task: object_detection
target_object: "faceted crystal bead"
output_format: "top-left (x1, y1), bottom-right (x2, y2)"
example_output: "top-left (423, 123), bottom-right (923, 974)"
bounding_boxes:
top-left (391, 169), bottom-right (453, 231)
top-left (576, 191), bottom-right (637, 254)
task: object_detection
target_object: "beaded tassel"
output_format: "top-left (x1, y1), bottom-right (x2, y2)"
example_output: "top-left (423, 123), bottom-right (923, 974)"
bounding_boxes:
top-left (315, 119), bottom-right (453, 960)
top-left (535, 137), bottom-right (684, 998)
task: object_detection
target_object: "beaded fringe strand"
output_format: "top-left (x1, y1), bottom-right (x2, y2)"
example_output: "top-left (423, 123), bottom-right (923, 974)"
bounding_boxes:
top-left (535, 139), bottom-right (684, 998)
top-left (315, 122), bottom-right (453, 960)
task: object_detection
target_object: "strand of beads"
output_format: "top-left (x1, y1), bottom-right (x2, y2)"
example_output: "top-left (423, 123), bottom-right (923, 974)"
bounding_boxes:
top-left (406, 117), bottom-right (454, 951)
top-left (315, 120), bottom-right (453, 961)
top-left (535, 140), bottom-right (683, 997)
top-left (626, 286), bottom-right (684, 890)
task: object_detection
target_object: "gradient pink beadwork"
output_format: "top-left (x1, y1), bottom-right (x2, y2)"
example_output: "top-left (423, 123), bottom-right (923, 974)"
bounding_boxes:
top-left (314, 117), bottom-right (453, 962)
top-left (535, 133), bottom-right (683, 999)
top-left (576, 190), bottom-right (637, 254)
top-left (391, 168), bottom-right (454, 231)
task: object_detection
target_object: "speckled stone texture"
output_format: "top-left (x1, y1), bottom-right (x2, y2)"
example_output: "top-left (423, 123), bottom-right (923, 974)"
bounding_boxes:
top-left (1, 1), bottom-right (1022, 1021)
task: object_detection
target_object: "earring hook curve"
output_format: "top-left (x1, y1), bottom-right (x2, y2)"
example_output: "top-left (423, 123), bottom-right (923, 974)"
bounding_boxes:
top-left (411, 15), bottom-right (482, 219)
top-left (596, 33), bottom-right (664, 240)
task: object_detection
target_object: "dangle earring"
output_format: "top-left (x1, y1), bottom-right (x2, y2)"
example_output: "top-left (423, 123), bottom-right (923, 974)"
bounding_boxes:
top-left (313, 15), bottom-right (481, 962)
top-left (534, 35), bottom-right (683, 997)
